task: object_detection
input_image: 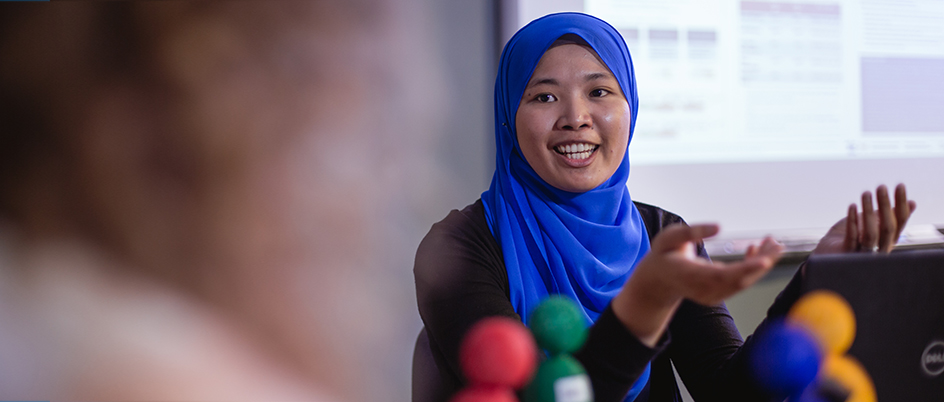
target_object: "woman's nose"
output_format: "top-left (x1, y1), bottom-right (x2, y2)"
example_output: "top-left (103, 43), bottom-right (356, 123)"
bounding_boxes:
top-left (556, 97), bottom-right (592, 130)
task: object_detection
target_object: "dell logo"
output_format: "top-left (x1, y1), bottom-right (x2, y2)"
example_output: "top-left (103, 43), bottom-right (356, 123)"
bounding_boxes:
top-left (921, 341), bottom-right (944, 377)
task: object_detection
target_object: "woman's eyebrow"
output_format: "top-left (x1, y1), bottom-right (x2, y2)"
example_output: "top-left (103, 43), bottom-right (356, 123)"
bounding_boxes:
top-left (527, 77), bottom-right (558, 88)
top-left (585, 72), bottom-right (612, 82)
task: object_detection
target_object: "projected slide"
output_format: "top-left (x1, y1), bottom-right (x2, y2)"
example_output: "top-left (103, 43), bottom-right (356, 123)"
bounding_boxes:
top-left (518, 0), bottom-right (944, 166)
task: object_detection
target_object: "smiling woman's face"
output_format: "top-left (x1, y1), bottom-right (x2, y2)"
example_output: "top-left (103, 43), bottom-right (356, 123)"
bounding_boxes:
top-left (515, 43), bottom-right (630, 193)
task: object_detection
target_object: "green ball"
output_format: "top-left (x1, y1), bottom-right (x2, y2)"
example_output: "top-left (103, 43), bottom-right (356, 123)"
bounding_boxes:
top-left (523, 355), bottom-right (592, 402)
top-left (528, 296), bottom-right (587, 355)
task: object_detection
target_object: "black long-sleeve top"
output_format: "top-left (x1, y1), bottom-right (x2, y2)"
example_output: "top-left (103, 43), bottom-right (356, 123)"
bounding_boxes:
top-left (414, 199), bottom-right (803, 402)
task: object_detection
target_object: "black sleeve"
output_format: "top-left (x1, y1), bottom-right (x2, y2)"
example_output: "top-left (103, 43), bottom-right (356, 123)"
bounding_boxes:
top-left (574, 305), bottom-right (669, 402)
top-left (666, 300), bottom-right (764, 401)
top-left (414, 201), bottom-right (520, 395)
top-left (661, 239), bottom-right (764, 401)
top-left (667, 267), bottom-right (806, 402)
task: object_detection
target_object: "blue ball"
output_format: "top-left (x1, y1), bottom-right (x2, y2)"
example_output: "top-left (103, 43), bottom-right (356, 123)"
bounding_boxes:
top-left (749, 320), bottom-right (822, 398)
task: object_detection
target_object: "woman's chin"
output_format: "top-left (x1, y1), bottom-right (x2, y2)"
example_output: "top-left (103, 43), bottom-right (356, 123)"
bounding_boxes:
top-left (547, 175), bottom-right (606, 193)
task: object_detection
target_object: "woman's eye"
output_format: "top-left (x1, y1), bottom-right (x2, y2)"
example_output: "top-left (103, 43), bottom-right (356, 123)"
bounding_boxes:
top-left (590, 89), bottom-right (609, 97)
top-left (535, 93), bottom-right (556, 103)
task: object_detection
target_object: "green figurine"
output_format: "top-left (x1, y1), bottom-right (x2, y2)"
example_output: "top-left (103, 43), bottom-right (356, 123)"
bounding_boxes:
top-left (524, 296), bottom-right (593, 402)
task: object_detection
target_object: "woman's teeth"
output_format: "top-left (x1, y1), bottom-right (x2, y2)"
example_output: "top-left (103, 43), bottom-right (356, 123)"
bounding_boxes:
top-left (555, 143), bottom-right (597, 160)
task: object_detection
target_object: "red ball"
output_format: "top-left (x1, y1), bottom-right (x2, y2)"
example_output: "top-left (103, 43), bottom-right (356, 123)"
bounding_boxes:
top-left (459, 317), bottom-right (538, 388)
top-left (450, 385), bottom-right (518, 402)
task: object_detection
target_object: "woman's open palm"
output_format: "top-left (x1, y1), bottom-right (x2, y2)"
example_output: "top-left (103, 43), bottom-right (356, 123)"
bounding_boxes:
top-left (632, 224), bottom-right (784, 307)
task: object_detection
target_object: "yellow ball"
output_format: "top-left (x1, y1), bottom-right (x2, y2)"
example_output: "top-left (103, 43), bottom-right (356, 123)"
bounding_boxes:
top-left (788, 290), bottom-right (856, 355)
top-left (820, 355), bottom-right (877, 402)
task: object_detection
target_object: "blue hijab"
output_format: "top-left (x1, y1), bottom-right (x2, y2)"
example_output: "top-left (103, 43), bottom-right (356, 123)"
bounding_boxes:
top-left (481, 12), bottom-right (651, 400)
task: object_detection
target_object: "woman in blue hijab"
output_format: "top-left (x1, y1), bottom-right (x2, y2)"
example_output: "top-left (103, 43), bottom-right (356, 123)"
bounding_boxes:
top-left (415, 12), bottom-right (914, 402)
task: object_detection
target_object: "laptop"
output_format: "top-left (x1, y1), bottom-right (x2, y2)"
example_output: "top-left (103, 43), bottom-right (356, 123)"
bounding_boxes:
top-left (801, 249), bottom-right (944, 401)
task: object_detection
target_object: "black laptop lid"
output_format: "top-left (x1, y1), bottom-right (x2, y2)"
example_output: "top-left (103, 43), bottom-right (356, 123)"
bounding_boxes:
top-left (801, 249), bottom-right (944, 401)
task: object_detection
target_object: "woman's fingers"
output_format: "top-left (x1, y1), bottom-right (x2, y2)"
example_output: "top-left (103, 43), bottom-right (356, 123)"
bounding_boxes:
top-left (844, 204), bottom-right (858, 252)
top-left (644, 226), bottom-right (784, 306)
top-left (894, 184), bottom-right (915, 239)
top-left (738, 237), bottom-right (783, 286)
top-left (860, 184), bottom-right (916, 253)
top-left (876, 185), bottom-right (897, 252)
top-left (651, 223), bottom-right (719, 253)
top-left (895, 184), bottom-right (909, 228)
top-left (683, 260), bottom-right (770, 305)
top-left (758, 236), bottom-right (785, 256)
top-left (860, 191), bottom-right (878, 251)
top-left (677, 238), bottom-right (783, 305)
top-left (812, 184), bottom-right (914, 255)
top-left (744, 244), bottom-right (757, 258)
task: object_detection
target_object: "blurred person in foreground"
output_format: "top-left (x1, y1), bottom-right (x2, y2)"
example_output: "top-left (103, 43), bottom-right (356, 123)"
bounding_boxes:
top-left (0, 2), bottom-right (442, 400)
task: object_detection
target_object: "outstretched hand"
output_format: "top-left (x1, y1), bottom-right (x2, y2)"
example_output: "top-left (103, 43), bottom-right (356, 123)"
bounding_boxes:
top-left (633, 223), bottom-right (784, 306)
top-left (613, 224), bottom-right (783, 346)
top-left (812, 184), bottom-right (916, 255)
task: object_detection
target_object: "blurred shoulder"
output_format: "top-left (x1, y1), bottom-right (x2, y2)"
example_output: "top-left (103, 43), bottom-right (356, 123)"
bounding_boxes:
top-left (0, 239), bottom-right (335, 401)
